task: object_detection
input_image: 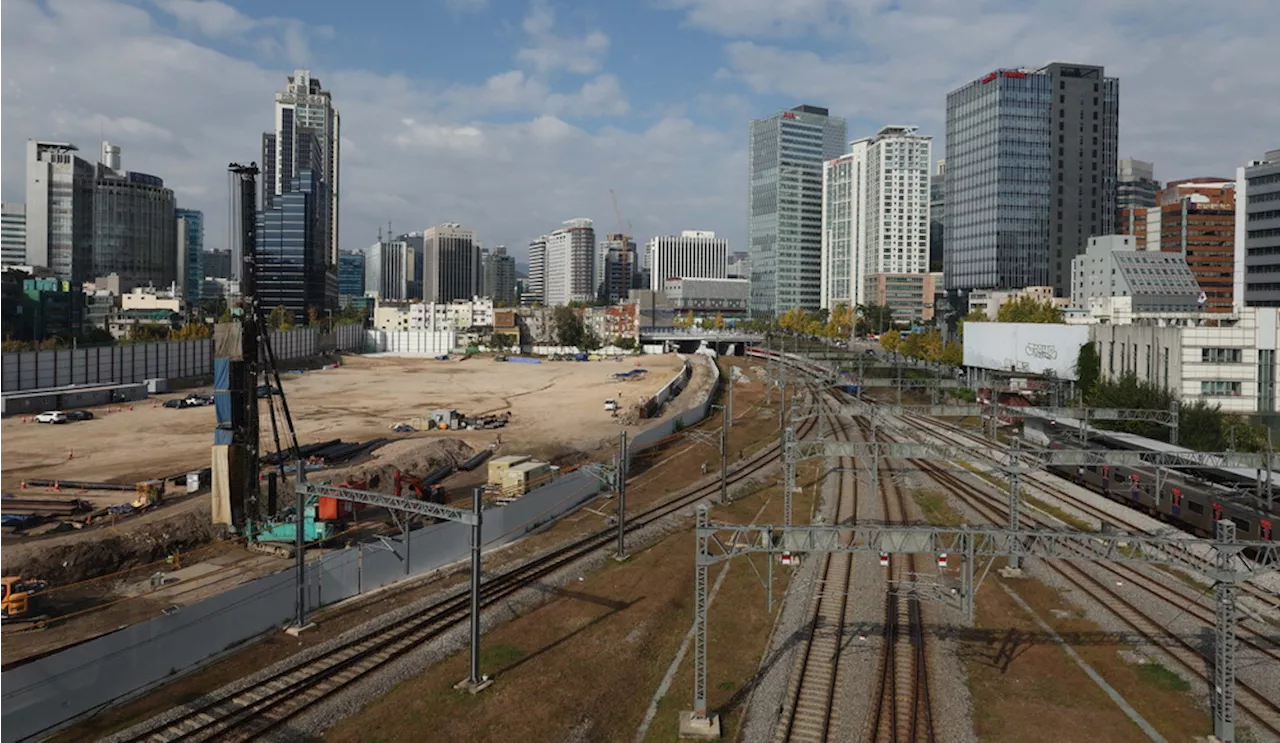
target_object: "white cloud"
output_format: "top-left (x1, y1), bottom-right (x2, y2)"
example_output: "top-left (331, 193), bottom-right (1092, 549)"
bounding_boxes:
top-left (150, 0), bottom-right (334, 66)
top-left (1, 0), bottom-right (740, 264)
top-left (515, 1), bottom-right (611, 75)
top-left (696, 0), bottom-right (1279, 178)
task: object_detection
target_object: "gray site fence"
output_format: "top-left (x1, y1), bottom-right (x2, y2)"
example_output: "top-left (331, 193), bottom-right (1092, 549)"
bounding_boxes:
top-left (0, 355), bottom-right (719, 743)
top-left (0, 325), bottom-right (368, 394)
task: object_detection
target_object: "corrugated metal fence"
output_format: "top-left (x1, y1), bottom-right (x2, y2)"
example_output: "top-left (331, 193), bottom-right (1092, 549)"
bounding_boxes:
top-left (0, 356), bottom-right (720, 743)
top-left (1, 326), bottom-right (368, 394)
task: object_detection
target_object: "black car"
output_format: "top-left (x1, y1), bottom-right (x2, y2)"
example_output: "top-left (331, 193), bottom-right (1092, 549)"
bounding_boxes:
top-left (163, 398), bottom-right (188, 409)
top-left (256, 385), bottom-right (280, 398)
top-left (64, 410), bottom-right (95, 421)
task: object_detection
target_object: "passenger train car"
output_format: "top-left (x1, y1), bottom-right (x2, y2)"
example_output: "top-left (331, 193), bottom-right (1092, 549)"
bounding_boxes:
top-left (1029, 418), bottom-right (1276, 542)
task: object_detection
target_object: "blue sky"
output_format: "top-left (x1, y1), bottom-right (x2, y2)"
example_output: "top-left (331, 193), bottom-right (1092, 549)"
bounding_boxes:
top-left (3, 0), bottom-right (1277, 266)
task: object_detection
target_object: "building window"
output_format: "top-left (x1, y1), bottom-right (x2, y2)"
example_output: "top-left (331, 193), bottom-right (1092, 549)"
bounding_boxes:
top-left (1260, 349), bottom-right (1276, 414)
top-left (1201, 348), bottom-right (1242, 363)
top-left (1200, 380), bottom-right (1242, 397)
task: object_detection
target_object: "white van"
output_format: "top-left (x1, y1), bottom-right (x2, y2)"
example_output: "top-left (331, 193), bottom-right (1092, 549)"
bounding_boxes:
top-left (604, 399), bottom-right (619, 412)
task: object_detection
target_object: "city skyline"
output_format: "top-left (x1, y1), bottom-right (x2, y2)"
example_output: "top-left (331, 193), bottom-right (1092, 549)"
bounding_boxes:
top-left (2, 0), bottom-right (1277, 272)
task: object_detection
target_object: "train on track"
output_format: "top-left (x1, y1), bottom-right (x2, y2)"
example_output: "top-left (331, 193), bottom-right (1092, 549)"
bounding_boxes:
top-left (1028, 419), bottom-right (1277, 542)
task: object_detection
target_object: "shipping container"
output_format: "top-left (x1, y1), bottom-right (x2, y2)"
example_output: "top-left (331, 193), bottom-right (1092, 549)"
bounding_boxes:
top-left (502, 460), bottom-right (551, 496)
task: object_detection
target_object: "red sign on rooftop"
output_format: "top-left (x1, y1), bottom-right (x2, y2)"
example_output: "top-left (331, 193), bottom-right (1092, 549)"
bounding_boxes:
top-left (782, 111), bottom-right (796, 119)
top-left (981, 72), bottom-right (998, 84)
top-left (1003, 70), bottom-right (1026, 78)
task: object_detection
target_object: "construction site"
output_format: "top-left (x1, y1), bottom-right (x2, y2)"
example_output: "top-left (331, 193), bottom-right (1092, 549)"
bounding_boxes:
top-left (0, 324), bottom-right (707, 667)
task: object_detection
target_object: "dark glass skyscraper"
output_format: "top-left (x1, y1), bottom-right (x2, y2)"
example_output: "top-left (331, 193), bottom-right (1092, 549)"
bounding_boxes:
top-left (256, 169), bottom-right (333, 321)
top-left (337, 250), bottom-right (365, 302)
top-left (945, 63), bottom-right (1118, 296)
top-left (749, 105), bottom-right (847, 315)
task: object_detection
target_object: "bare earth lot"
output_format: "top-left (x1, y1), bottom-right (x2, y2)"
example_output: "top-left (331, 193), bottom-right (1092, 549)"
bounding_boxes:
top-left (1, 353), bottom-right (685, 493)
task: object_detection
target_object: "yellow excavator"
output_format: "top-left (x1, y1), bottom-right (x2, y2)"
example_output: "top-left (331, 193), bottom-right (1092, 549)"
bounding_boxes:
top-left (1, 576), bottom-right (48, 622)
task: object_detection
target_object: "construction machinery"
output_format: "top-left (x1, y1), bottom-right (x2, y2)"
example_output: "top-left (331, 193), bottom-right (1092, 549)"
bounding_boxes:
top-left (394, 470), bottom-right (447, 504)
top-left (1, 576), bottom-right (49, 622)
top-left (132, 480), bottom-right (166, 510)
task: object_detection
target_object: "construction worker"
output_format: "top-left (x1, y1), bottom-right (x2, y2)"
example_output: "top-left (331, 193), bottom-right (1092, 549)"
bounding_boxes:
top-left (701, 461), bottom-right (709, 475)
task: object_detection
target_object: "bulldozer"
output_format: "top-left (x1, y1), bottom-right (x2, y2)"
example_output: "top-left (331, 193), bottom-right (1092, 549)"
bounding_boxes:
top-left (2, 576), bottom-right (49, 623)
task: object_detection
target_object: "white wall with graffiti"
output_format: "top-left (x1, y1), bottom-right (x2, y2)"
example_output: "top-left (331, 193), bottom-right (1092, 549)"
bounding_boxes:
top-left (962, 322), bottom-right (1090, 380)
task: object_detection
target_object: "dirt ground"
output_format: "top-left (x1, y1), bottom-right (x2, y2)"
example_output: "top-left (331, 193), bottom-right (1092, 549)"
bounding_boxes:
top-left (1, 353), bottom-right (686, 493)
top-left (0, 353), bottom-right (698, 663)
top-left (43, 359), bottom-right (778, 741)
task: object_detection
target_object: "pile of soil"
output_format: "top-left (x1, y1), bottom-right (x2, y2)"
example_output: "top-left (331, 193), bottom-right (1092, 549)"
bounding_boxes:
top-left (3, 511), bottom-right (224, 587)
top-left (323, 439), bottom-right (477, 494)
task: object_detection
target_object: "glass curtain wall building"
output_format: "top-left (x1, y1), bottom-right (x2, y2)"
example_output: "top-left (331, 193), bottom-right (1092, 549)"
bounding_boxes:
top-left (945, 63), bottom-right (1118, 297)
top-left (176, 208), bottom-right (203, 302)
top-left (749, 105), bottom-right (847, 316)
top-left (256, 169), bottom-right (331, 321)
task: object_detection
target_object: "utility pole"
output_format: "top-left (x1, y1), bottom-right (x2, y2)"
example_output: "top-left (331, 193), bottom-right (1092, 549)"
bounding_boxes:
top-left (289, 467), bottom-right (310, 634)
top-left (726, 370), bottom-right (733, 430)
top-left (456, 487), bottom-right (492, 694)
top-left (783, 426), bottom-right (797, 526)
top-left (719, 403), bottom-right (729, 504)
top-left (1213, 519), bottom-right (1237, 743)
top-left (616, 431), bottom-right (628, 558)
top-left (1007, 437), bottom-right (1023, 572)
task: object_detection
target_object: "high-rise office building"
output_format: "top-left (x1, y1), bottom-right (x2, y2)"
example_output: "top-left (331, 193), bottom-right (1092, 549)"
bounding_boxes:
top-left (647, 231), bottom-right (729, 291)
top-left (365, 238), bottom-right (414, 301)
top-left (543, 219), bottom-right (595, 306)
top-left (337, 250), bottom-right (366, 301)
top-left (726, 251), bottom-right (751, 280)
top-left (2, 203), bottom-right (27, 267)
top-left (91, 142), bottom-right (178, 290)
top-left (256, 169), bottom-right (332, 321)
top-left (176, 209), bottom-right (203, 302)
top-left (423, 223), bottom-right (481, 303)
top-left (821, 125), bottom-right (931, 310)
top-left (25, 140), bottom-right (96, 283)
top-left (1236, 150), bottom-right (1280, 308)
top-left (749, 105), bottom-right (847, 315)
top-left (484, 245), bottom-right (518, 306)
top-left (1118, 158), bottom-right (1159, 212)
top-left (596, 234), bottom-right (636, 303)
top-left (203, 249), bottom-right (232, 280)
top-left (263, 70), bottom-right (341, 264)
top-left (527, 236), bottom-right (547, 304)
top-left (929, 160), bottom-right (945, 272)
top-left (945, 63), bottom-right (1118, 297)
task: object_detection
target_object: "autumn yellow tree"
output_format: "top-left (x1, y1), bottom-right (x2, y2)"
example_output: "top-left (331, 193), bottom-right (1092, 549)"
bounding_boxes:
top-left (996, 295), bottom-right (1064, 323)
top-left (778, 307), bottom-right (810, 333)
top-left (939, 341), bottom-right (964, 367)
top-left (713, 313), bottom-right (726, 330)
top-left (826, 304), bottom-right (853, 338)
top-left (879, 329), bottom-right (902, 355)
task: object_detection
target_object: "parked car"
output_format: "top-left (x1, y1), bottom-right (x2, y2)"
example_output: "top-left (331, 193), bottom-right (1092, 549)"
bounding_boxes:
top-left (34, 411), bottom-right (67, 424)
top-left (63, 410), bottom-right (95, 421)
top-left (163, 398), bottom-right (188, 409)
top-left (182, 394), bottom-right (213, 407)
top-left (255, 385), bottom-right (280, 398)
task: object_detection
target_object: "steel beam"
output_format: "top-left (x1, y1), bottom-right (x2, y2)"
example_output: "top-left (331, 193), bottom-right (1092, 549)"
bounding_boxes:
top-left (1214, 519), bottom-right (1238, 742)
top-left (694, 522), bottom-right (1280, 578)
top-left (783, 426), bottom-right (796, 526)
top-left (617, 431), bottom-right (628, 558)
top-left (693, 505), bottom-right (711, 719)
top-left (301, 482), bottom-right (479, 524)
top-left (837, 402), bottom-right (1176, 426)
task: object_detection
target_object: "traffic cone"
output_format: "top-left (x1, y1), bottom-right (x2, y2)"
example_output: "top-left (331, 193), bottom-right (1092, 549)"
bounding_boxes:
top-left (20, 481), bottom-right (27, 489)
top-left (67, 450), bottom-right (74, 459)
top-left (53, 481), bottom-right (61, 491)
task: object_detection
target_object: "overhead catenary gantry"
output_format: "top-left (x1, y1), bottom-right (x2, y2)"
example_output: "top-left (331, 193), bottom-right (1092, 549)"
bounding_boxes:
top-left (684, 509), bottom-right (1277, 742)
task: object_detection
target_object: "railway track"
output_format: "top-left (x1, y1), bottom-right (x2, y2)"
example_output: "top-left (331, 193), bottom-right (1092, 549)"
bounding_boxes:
top-left (112, 390), bottom-right (820, 743)
top-left (774, 408), bottom-right (856, 743)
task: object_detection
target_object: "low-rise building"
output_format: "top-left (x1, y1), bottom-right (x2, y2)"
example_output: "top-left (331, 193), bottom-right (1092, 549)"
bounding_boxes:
top-left (865, 272), bottom-right (943, 326)
top-left (1091, 307), bottom-right (1279, 414)
top-left (661, 277), bottom-right (749, 317)
top-left (121, 285), bottom-right (183, 314)
top-left (374, 297), bottom-right (494, 333)
top-left (108, 309), bottom-right (181, 339)
top-left (968, 285), bottom-right (1066, 320)
top-left (584, 303), bottom-right (639, 344)
top-left (1070, 235), bottom-right (1203, 314)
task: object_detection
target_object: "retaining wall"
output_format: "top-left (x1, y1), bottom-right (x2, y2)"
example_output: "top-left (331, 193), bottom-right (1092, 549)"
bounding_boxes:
top-left (0, 354), bottom-right (719, 743)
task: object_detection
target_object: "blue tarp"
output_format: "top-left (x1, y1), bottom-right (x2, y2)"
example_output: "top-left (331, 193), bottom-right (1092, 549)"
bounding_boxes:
top-left (507, 356), bottom-right (542, 364)
top-left (213, 358), bottom-right (232, 428)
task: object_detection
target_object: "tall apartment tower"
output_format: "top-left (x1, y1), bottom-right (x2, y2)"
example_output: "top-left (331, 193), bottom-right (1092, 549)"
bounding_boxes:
top-left (945, 63), bottom-right (1119, 297)
top-left (257, 169), bottom-right (332, 320)
top-left (543, 218), bottom-right (595, 306)
top-left (263, 70), bottom-right (340, 264)
top-left (929, 160), bottom-right (945, 272)
top-left (821, 125), bottom-right (932, 310)
top-left (749, 105), bottom-right (847, 315)
top-left (646, 231), bottom-right (728, 291)
top-left (1118, 158), bottom-right (1159, 211)
top-left (1143, 179), bottom-right (1237, 312)
top-left (1237, 150), bottom-right (1280, 308)
top-left (423, 223), bottom-right (481, 303)
top-left (2, 203), bottom-right (28, 267)
top-left (25, 140), bottom-right (96, 282)
top-left (527, 236), bottom-right (548, 304)
top-left (596, 234), bottom-right (635, 303)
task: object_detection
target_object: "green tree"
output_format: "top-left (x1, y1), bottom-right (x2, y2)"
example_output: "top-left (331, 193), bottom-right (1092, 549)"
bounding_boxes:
top-left (901, 331), bottom-right (925, 359)
top-left (856, 303), bottom-right (895, 336)
top-left (488, 332), bottom-right (514, 353)
top-left (268, 305), bottom-right (295, 330)
top-left (552, 306), bottom-right (585, 348)
top-left (1074, 342), bottom-right (1101, 401)
top-left (614, 336), bottom-right (637, 351)
top-left (581, 329), bottom-right (603, 352)
top-left (939, 340), bottom-right (964, 367)
top-left (957, 308), bottom-right (987, 338)
top-left (879, 329), bottom-right (902, 356)
top-left (996, 295), bottom-right (1064, 324)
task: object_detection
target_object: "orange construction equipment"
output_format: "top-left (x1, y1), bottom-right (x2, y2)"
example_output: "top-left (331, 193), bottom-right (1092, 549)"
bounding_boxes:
top-left (394, 470), bottom-right (446, 504)
top-left (2, 576), bottom-right (49, 620)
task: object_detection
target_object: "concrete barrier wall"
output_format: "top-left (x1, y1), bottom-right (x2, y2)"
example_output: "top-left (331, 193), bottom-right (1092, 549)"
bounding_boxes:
top-left (1, 327), bottom-right (367, 397)
top-left (0, 357), bottom-right (719, 742)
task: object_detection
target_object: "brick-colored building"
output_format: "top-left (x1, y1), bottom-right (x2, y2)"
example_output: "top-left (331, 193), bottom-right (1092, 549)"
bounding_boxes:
top-left (1119, 178), bottom-right (1236, 312)
top-left (866, 272), bottom-right (943, 325)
